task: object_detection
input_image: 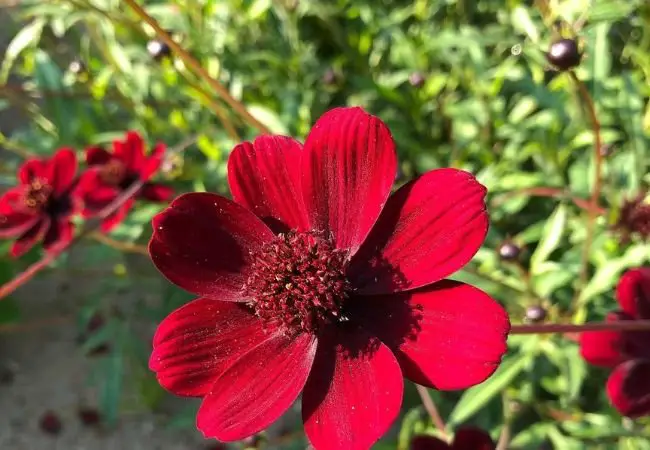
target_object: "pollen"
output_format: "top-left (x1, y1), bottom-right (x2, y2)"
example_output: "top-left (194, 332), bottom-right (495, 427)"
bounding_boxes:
top-left (244, 231), bottom-right (351, 335)
top-left (24, 178), bottom-right (53, 211)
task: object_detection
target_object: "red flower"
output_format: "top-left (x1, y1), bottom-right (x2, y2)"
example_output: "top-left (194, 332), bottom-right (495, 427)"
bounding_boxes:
top-left (411, 427), bottom-right (495, 450)
top-left (148, 107), bottom-right (510, 450)
top-left (80, 131), bottom-right (173, 231)
top-left (580, 267), bottom-right (650, 417)
top-left (0, 149), bottom-right (80, 257)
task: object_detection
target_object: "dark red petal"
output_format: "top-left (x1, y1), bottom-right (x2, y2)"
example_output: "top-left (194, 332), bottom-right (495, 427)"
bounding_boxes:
top-left (82, 184), bottom-right (120, 213)
top-left (18, 159), bottom-right (47, 184)
top-left (150, 298), bottom-right (276, 397)
top-left (99, 198), bottom-right (134, 232)
top-left (228, 136), bottom-right (308, 232)
top-left (617, 268), bottom-right (650, 319)
top-left (350, 281), bottom-right (509, 390)
top-left (452, 427), bottom-right (495, 450)
top-left (302, 325), bottom-right (403, 450)
top-left (149, 193), bottom-right (274, 301)
top-left (301, 107), bottom-right (397, 255)
top-left (197, 332), bottom-right (316, 441)
top-left (43, 219), bottom-right (74, 252)
top-left (349, 169), bottom-right (488, 295)
top-left (411, 435), bottom-right (451, 450)
top-left (85, 146), bottom-right (112, 166)
top-left (0, 189), bottom-right (38, 238)
top-left (140, 142), bottom-right (165, 181)
top-left (114, 131), bottom-right (145, 170)
top-left (579, 312), bottom-right (626, 368)
top-left (139, 183), bottom-right (174, 202)
top-left (11, 218), bottom-right (49, 258)
top-left (46, 148), bottom-right (77, 194)
top-left (606, 359), bottom-right (650, 418)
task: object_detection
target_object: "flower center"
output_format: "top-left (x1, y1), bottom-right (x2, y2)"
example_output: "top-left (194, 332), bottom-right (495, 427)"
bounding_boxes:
top-left (24, 178), bottom-right (53, 211)
top-left (100, 160), bottom-right (128, 186)
top-left (244, 231), bottom-right (351, 335)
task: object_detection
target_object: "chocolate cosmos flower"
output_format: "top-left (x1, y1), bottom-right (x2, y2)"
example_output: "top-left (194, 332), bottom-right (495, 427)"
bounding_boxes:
top-left (0, 149), bottom-right (80, 257)
top-left (148, 107), bottom-right (510, 450)
top-left (580, 267), bottom-right (650, 417)
top-left (410, 427), bottom-right (495, 450)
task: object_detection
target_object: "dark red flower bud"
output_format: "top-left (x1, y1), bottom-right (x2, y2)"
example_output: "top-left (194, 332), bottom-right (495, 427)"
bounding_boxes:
top-left (68, 59), bottom-right (87, 75)
top-left (498, 241), bottom-right (521, 261)
top-left (613, 193), bottom-right (650, 242)
top-left (322, 68), bottom-right (338, 86)
top-left (147, 39), bottom-right (172, 61)
top-left (77, 407), bottom-right (101, 427)
top-left (409, 72), bottom-right (426, 88)
top-left (525, 305), bottom-right (547, 323)
top-left (546, 38), bottom-right (581, 71)
top-left (39, 411), bottom-right (62, 435)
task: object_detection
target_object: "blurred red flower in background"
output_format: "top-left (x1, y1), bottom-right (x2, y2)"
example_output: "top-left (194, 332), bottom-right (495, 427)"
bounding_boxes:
top-left (80, 131), bottom-right (173, 231)
top-left (410, 427), bottom-right (495, 450)
top-left (580, 267), bottom-right (650, 417)
top-left (148, 107), bottom-right (510, 450)
top-left (0, 149), bottom-right (81, 257)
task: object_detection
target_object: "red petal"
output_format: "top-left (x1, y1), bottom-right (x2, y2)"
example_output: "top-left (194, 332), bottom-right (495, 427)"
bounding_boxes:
top-left (150, 298), bottom-right (275, 397)
top-left (140, 142), bottom-right (165, 181)
top-left (46, 148), bottom-right (77, 194)
top-left (85, 146), bottom-right (112, 166)
top-left (411, 435), bottom-right (451, 450)
top-left (197, 332), bottom-right (316, 441)
top-left (0, 189), bottom-right (39, 237)
top-left (350, 281), bottom-right (509, 390)
top-left (18, 159), bottom-right (47, 184)
top-left (114, 131), bottom-right (145, 171)
top-left (349, 169), bottom-right (488, 295)
top-left (99, 198), bottom-right (134, 232)
top-left (617, 268), bottom-right (650, 319)
top-left (11, 218), bottom-right (49, 258)
top-left (579, 312), bottom-right (626, 368)
top-left (452, 427), bottom-right (495, 450)
top-left (149, 193), bottom-right (274, 301)
top-left (302, 325), bottom-right (403, 450)
top-left (301, 107), bottom-right (397, 255)
top-left (228, 136), bottom-right (308, 232)
top-left (139, 183), bottom-right (174, 202)
top-left (606, 359), bottom-right (650, 418)
top-left (43, 219), bottom-right (74, 251)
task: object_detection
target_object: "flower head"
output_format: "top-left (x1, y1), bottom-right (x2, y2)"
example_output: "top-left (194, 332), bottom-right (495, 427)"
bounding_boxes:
top-left (79, 131), bottom-right (173, 231)
top-left (411, 427), bottom-right (495, 450)
top-left (613, 192), bottom-right (650, 243)
top-left (0, 149), bottom-right (80, 257)
top-left (580, 267), bottom-right (650, 417)
top-left (148, 107), bottom-right (510, 450)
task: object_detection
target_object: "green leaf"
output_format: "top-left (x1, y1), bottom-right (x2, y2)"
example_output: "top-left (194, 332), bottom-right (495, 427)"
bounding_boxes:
top-left (530, 204), bottom-right (567, 274)
top-left (448, 352), bottom-right (531, 426)
top-left (0, 18), bottom-right (46, 83)
top-left (247, 105), bottom-right (288, 134)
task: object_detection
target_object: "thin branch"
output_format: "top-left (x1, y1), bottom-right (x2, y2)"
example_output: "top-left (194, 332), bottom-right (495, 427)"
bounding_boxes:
top-left (492, 186), bottom-right (605, 215)
top-left (570, 71), bottom-right (603, 303)
top-left (496, 423), bottom-right (511, 450)
top-left (0, 136), bottom-right (195, 301)
top-left (415, 384), bottom-right (447, 438)
top-left (89, 232), bottom-right (148, 255)
top-left (122, 0), bottom-right (271, 134)
top-left (510, 319), bottom-right (650, 334)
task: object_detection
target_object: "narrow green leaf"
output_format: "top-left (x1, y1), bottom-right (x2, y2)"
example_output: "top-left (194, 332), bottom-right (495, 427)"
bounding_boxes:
top-left (0, 18), bottom-right (46, 83)
top-left (530, 204), bottom-right (567, 274)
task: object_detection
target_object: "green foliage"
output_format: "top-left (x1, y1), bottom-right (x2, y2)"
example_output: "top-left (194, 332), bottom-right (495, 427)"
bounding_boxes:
top-left (2, 0), bottom-right (650, 448)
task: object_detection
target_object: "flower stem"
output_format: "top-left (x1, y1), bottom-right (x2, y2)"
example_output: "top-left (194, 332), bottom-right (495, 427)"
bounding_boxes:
top-left (510, 319), bottom-right (650, 334)
top-left (415, 384), bottom-right (447, 438)
top-left (89, 232), bottom-right (148, 255)
top-left (123, 0), bottom-right (271, 134)
top-left (493, 186), bottom-right (605, 215)
top-left (570, 71), bottom-right (603, 305)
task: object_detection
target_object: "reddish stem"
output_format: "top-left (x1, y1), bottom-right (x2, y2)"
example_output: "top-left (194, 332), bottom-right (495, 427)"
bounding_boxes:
top-left (494, 186), bottom-right (605, 215)
top-left (415, 384), bottom-right (447, 438)
top-left (511, 319), bottom-right (650, 334)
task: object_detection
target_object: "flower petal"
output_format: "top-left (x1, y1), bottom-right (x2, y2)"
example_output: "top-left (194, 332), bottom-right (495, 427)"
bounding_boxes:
top-left (114, 131), bottom-right (145, 171)
top-left (18, 159), bottom-right (47, 184)
top-left (99, 198), bottom-right (135, 232)
top-left (350, 280), bottom-right (509, 390)
top-left (452, 427), bottom-right (495, 450)
top-left (302, 325), bottom-right (403, 450)
top-left (46, 148), bottom-right (77, 194)
top-left (228, 136), bottom-right (308, 232)
top-left (149, 193), bottom-right (274, 301)
top-left (85, 146), bottom-right (112, 166)
top-left (140, 142), bottom-right (165, 181)
top-left (617, 268), bottom-right (650, 319)
top-left (606, 359), bottom-right (650, 418)
top-left (11, 218), bottom-right (49, 258)
top-left (139, 183), bottom-right (174, 202)
top-left (197, 332), bottom-right (316, 441)
top-left (150, 298), bottom-right (275, 397)
top-left (349, 169), bottom-right (488, 295)
top-left (579, 312), bottom-right (626, 368)
top-left (301, 107), bottom-right (397, 255)
top-left (0, 188), bottom-right (39, 238)
top-left (410, 435), bottom-right (450, 450)
top-left (43, 219), bottom-right (74, 252)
